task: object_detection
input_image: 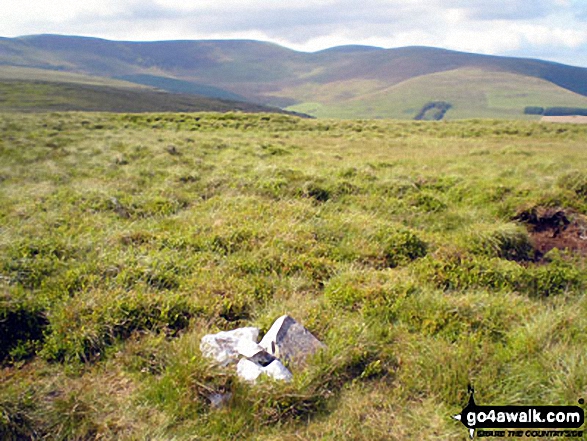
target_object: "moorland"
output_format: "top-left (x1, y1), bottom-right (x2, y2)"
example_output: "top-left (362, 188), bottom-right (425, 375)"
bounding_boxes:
top-left (1, 112), bottom-right (587, 439)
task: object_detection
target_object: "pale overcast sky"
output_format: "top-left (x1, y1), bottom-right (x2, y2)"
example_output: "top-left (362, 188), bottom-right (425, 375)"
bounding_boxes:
top-left (2, 0), bottom-right (587, 67)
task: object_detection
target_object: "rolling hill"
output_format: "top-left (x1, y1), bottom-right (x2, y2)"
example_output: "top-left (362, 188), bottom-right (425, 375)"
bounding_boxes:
top-left (2, 34), bottom-right (587, 119)
top-left (0, 66), bottom-right (306, 114)
top-left (284, 68), bottom-right (587, 120)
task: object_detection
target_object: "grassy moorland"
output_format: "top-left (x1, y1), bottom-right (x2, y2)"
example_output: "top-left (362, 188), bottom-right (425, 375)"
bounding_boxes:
top-left (1, 112), bottom-right (587, 440)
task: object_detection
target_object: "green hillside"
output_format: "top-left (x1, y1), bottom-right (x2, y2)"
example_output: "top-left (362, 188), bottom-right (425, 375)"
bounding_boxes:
top-left (285, 69), bottom-right (587, 119)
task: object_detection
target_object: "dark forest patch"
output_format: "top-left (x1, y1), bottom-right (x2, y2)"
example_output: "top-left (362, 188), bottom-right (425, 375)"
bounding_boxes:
top-left (415, 101), bottom-right (452, 121)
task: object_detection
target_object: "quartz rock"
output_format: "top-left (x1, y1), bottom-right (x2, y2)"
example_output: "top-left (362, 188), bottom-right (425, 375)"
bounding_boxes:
top-left (236, 338), bottom-right (276, 366)
top-left (236, 358), bottom-right (264, 382)
top-left (201, 316), bottom-right (322, 384)
top-left (200, 327), bottom-right (260, 366)
top-left (263, 359), bottom-right (293, 382)
top-left (236, 358), bottom-right (293, 383)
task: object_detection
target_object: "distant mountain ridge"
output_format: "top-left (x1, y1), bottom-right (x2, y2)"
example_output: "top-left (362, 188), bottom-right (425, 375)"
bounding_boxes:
top-left (2, 34), bottom-right (587, 119)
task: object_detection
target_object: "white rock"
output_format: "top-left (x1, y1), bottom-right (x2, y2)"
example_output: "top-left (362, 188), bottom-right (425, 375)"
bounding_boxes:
top-left (200, 327), bottom-right (260, 366)
top-left (236, 338), bottom-right (276, 366)
top-left (236, 358), bottom-right (293, 383)
top-left (201, 317), bottom-right (319, 385)
top-left (236, 338), bottom-right (265, 358)
top-left (263, 360), bottom-right (293, 382)
top-left (229, 327), bottom-right (260, 342)
top-left (236, 358), bottom-right (263, 382)
top-left (259, 315), bottom-right (325, 366)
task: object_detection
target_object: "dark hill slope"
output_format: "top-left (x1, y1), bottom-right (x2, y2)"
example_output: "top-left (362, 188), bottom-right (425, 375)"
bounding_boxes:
top-left (0, 79), bottom-right (307, 114)
top-left (114, 74), bottom-right (248, 102)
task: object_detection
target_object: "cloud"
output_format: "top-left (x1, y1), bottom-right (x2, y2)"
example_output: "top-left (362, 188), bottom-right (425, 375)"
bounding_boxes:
top-left (0, 0), bottom-right (128, 26)
top-left (114, 0), bottom-right (418, 37)
top-left (447, 0), bottom-right (555, 21)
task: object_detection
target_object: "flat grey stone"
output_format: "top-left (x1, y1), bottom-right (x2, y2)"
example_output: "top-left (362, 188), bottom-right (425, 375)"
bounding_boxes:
top-left (259, 315), bottom-right (325, 366)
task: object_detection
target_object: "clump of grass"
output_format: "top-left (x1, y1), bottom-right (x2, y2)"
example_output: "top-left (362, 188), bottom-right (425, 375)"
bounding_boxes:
top-left (209, 228), bottom-right (258, 255)
top-left (41, 290), bottom-right (196, 363)
top-left (557, 170), bottom-right (587, 200)
top-left (415, 249), bottom-right (584, 297)
top-left (1, 238), bottom-right (75, 289)
top-left (523, 249), bottom-right (585, 296)
top-left (466, 223), bottom-right (536, 261)
top-left (323, 269), bottom-right (416, 313)
top-left (376, 227), bottom-right (428, 268)
top-left (408, 191), bottom-right (447, 212)
top-left (44, 393), bottom-right (99, 440)
top-left (0, 386), bottom-right (39, 440)
top-left (389, 289), bottom-right (528, 342)
top-left (300, 181), bottom-right (331, 203)
top-left (119, 332), bottom-right (172, 375)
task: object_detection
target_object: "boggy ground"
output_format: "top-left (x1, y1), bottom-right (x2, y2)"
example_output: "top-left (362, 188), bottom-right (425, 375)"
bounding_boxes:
top-left (1, 113), bottom-right (587, 440)
top-left (515, 207), bottom-right (587, 258)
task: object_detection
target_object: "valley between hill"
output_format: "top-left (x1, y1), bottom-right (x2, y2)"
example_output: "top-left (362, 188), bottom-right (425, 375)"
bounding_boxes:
top-left (2, 35), bottom-right (587, 119)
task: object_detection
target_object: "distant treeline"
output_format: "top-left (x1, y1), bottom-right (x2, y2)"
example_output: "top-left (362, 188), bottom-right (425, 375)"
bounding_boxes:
top-left (524, 106), bottom-right (587, 116)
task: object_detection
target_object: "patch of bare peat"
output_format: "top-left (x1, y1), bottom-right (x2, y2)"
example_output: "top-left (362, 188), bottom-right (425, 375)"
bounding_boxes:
top-left (514, 207), bottom-right (587, 260)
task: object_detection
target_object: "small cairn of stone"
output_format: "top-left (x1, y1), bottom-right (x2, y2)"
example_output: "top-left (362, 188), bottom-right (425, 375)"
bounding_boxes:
top-left (200, 315), bottom-right (325, 383)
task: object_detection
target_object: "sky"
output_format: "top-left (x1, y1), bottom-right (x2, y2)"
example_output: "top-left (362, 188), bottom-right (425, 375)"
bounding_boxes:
top-left (2, 0), bottom-right (587, 67)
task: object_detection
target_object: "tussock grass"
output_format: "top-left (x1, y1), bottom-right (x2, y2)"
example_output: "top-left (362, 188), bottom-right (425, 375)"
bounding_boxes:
top-left (1, 112), bottom-right (586, 439)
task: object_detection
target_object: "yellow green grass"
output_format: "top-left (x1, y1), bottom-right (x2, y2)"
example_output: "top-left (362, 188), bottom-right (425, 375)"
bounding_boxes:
top-left (1, 112), bottom-right (586, 439)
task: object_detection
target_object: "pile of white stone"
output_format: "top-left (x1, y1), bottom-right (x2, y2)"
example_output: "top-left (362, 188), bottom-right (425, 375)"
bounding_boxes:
top-left (200, 315), bottom-right (325, 383)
